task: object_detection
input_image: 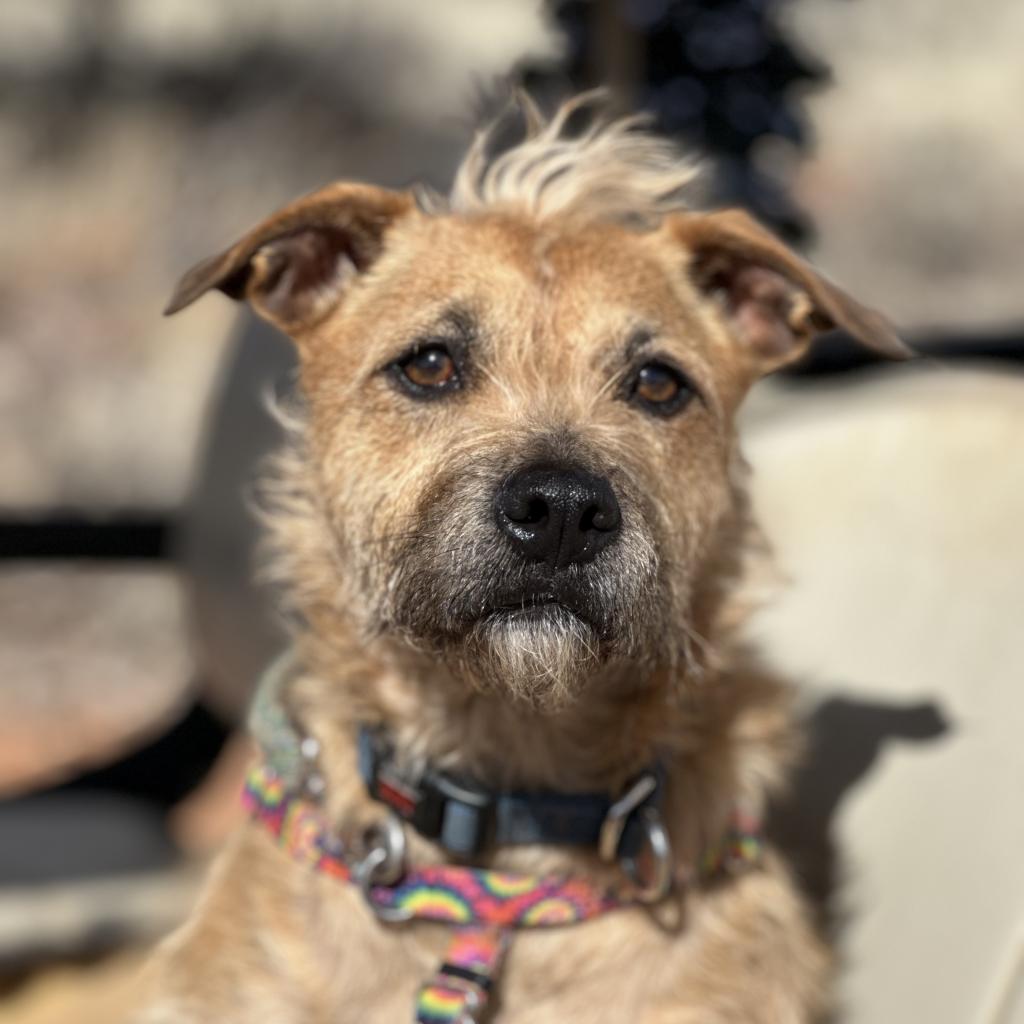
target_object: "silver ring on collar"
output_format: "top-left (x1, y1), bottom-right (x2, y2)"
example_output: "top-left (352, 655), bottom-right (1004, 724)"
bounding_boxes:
top-left (353, 813), bottom-right (412, 923)
top-left (618, 805), bottom-right (673, 904)
top-left (599, 774), bottom-right (674, 904)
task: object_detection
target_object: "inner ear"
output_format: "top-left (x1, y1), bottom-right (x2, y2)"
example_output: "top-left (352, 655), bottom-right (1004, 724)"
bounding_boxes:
top-left (668, 208), bottom-right (909, 374)
top-left (243, 227), bottom-right (362, 328)
top-left (695, 254), bottom-right (830, 365)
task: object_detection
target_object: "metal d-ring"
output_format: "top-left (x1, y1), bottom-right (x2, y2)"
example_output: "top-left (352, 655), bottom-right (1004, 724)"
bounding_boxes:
top-left (619, 805), bottom-right (673, 904)
top-left (353, 814), bottom-right (412, 923)
top-left (598, 773), bottom-right (658, 863)
top-left (599, 773), bottom-right (674, 904)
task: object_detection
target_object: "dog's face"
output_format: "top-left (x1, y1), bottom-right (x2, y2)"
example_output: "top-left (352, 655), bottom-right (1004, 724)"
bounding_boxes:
top-left (307, 212), bottom-right (737, 706)
top-left (167, 123), bottom-right (905, 708)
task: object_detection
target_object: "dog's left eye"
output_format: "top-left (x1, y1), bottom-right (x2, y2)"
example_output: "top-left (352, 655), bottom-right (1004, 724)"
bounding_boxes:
top-left (394, 345), bottom-right (459, 394)
top-left (629, 361), bottom-right (693, 416)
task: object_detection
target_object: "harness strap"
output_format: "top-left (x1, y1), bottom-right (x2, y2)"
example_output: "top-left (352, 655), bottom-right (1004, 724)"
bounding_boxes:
top-left (246, 762), bottom-right (765, 1022)
top-left (368, 862), bottom-right (620, 926)
top-left (244, 763), bottom-right (623, 925)
top-left (415, 927), bottom-right (507, 1024)
top-left (245, 762), bottom-right (765, 1022)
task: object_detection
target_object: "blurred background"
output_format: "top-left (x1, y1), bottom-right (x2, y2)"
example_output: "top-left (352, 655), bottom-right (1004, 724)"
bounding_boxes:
top-left (1, 1), bottom-right (1022, 1022)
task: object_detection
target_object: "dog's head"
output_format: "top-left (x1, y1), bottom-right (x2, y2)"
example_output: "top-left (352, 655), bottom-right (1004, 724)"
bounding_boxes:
top-left (167, 97), bottom-right (907, 708)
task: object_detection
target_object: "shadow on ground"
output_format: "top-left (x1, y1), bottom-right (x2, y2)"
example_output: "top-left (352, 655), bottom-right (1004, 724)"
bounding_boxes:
top-left (770, 694), bottom-right (949, 933)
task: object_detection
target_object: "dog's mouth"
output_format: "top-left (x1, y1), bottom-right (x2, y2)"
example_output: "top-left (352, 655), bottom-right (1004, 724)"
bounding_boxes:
top-left (461, 580), bottom-right (607, 705)
top-left (478, 584), bottom-right (599, 633)
top-left (386, 527), bottom-right (663, 702)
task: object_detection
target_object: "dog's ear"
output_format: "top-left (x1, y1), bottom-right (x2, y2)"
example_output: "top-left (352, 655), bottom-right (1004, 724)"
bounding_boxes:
top-left (666, 208), bottom-right (911, 373)
top-left (164, 183), bottom-right (416, 333)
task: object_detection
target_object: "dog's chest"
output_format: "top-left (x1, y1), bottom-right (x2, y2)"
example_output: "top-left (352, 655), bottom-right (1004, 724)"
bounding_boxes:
top-left (312, 884), bottom-right (683, 1023)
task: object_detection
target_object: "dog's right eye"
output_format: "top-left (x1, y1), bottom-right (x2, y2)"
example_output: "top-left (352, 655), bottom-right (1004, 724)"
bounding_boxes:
top-left (627, 360), bottom-right (695, 417)
top-left (393, 345), bottom-right (460, 396)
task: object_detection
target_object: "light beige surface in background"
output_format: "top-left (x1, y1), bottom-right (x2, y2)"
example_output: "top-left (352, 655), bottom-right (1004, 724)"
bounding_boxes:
top-left (745, 366), bottom-right (1024, 1024)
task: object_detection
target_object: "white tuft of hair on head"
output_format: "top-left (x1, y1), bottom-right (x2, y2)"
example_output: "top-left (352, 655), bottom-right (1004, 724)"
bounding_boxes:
top-left (449, 90), bottom-right (700, 228)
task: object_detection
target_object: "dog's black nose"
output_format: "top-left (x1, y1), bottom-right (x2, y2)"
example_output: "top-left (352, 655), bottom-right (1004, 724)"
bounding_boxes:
top-left (495, 464), bottom-right (621, 568)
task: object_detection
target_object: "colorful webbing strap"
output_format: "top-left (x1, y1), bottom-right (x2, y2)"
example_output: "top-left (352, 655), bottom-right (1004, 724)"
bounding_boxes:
top-left (415, 927), bottom-right (508, 1024)
top-left (370, 864), bottom-right (620, 927)
top-left (244, 763), bottom-right (353, 879)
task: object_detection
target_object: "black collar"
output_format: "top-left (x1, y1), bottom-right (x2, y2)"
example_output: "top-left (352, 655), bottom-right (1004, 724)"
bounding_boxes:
top-left (357, 726), bottom-right (665, 861)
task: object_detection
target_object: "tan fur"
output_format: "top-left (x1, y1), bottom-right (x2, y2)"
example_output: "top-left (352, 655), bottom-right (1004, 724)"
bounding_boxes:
top-left (140, 96), bottom-right (905, 1022)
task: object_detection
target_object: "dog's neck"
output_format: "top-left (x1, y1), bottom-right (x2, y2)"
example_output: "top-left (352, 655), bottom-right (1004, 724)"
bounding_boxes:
top-left (266, 444), bottom-right (787, 854)
top-left (285, 574), bottom-right (779, 798)
top-left (283, 619), bottom-right (792, 882)
top-left (291, 636), bottom-right (673, 791)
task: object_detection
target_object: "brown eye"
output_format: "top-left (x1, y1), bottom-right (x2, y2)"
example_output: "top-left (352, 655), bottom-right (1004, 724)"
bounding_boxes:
top-left (396, 345), bottom-right (459, 393)
top-left (631, 362), bottom-right (693, 416)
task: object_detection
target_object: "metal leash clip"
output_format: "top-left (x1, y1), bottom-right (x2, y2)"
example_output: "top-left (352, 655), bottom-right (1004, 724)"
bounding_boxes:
top-left (353, 813), bottom-right (412, 923)
top-left (599, 773), bottom-right (673, 903)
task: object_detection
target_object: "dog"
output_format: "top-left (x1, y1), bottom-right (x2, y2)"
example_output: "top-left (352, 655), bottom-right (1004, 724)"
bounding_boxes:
top-left (140, 94), bottom-right (908, 1023)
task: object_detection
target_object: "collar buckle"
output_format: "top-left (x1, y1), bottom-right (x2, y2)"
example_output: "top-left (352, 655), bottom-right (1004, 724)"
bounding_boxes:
top-left (359, 727), bottom-right (496, 857)
top-left (417, 772), bottom-right (495, 857)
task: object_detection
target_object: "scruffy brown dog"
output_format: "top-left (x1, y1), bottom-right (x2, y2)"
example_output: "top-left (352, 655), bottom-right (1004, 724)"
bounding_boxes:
top-left (143, 96), bottom-right (907, 1023)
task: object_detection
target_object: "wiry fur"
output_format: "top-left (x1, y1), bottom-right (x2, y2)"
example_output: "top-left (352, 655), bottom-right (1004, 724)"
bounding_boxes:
top-left (447, 91), bottom-right (699, 226)
top-left (138, 94), bottom-right (905, 1023)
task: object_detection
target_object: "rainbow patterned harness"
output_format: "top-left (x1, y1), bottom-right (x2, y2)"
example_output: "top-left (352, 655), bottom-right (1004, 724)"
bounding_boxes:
top-left (244, 762), bottom-right (764, 1023)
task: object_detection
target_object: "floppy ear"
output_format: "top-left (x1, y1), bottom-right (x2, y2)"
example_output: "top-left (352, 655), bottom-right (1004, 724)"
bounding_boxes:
top-left (667, 208), bottom-right (910, 373)
top-left (164, 183), bottom-right (416, 333)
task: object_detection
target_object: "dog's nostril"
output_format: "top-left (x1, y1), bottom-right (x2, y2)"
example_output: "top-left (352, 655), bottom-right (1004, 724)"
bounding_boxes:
top-left (580, 501), bottom-right (620, 534)
top-left (502, 494), bottom-right (549, 526)
top-left (518, 497), bottom-right (549, 526)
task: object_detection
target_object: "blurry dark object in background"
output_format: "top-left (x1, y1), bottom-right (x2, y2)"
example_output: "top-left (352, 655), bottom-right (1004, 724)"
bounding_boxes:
top-left (783, 327), bottom-right (1024, 377)
top-left (0, 701), bottom-right (227, 886)
top-left (177, 316), bottom-right (293, 720)
top-left (0, 516), bottom-right (167, 560)
top-left (522, 0), bottom-right (826, 240)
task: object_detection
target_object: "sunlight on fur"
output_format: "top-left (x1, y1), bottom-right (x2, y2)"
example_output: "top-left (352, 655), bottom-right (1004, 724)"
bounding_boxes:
top-left (445, 90), bottom-right (700, 226)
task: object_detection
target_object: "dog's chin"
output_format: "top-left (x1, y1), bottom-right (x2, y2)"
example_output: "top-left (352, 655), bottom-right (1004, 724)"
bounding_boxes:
top-left (461, 602), bottom-right (602, 710)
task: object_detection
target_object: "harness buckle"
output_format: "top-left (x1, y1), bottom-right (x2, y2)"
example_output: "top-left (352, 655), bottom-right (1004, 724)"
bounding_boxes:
top-left (599, 773), bottom-right (673, 903)
top-left (417, 973), bottom-right (484, 1024)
